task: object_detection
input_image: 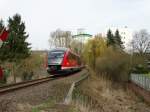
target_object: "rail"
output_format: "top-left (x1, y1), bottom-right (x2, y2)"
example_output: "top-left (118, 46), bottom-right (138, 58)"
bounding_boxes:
top-left (64, 70), bottom-right (89, 104)
top-left (0, 69), bottom-right (87, 94)
top-left (0, 76), bottom-right (55, 94)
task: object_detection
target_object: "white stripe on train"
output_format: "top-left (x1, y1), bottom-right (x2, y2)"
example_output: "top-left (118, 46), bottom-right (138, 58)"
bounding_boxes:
top-left (61, 66), bottom-right (81, 70)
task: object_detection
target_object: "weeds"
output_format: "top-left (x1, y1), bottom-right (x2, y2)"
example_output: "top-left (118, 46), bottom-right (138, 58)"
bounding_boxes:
top-left (72, 72), bottom-right (150, 112)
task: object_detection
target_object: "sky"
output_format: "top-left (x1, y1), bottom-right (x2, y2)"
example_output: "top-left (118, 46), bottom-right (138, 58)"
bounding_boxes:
top-left (0, 0), bottom-right (150, 50)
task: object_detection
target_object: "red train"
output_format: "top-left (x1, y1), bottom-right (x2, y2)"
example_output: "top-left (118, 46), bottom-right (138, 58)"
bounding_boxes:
top-left (46, 48), bottom-right (82, 74)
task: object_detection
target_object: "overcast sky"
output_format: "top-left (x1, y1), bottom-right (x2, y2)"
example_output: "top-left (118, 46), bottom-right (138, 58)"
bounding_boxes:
top-left (0, 0), bottom-right (150, 50)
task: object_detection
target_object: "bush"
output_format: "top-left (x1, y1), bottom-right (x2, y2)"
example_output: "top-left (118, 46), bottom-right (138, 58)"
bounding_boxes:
top-left (95, 49), bottom-right (130, 82)
top-left (21, 71), bottom-right (34, 81)
top-left (82, 36), bottom-right (147, 82)
top-left (18, 53), bottom-right (44, 80)
top-left (130, 54), bottom-right (148, 74)
top-left (82, 36), bottom-right (107, 69)
top-left (131, 64), bottom-right (148, 74)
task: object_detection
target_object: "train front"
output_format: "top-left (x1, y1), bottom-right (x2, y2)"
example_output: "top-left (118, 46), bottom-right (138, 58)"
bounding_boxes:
top-left (46, 49), bottom-right (65, 74)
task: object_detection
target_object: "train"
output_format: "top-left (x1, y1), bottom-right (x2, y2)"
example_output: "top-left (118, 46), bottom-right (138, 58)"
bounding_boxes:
top-left (46, 48), bottom-right (82, 74)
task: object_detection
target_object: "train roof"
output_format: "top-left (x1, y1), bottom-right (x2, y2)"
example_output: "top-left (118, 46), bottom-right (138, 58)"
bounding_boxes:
top-left (49, 47), bottom-right (69, 52)
top-left (48, 47), bottom-right (80, 57)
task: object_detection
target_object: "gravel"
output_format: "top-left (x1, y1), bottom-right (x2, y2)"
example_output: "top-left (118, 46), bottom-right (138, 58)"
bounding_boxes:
top-left (0, 69), bottom-right (87, 112)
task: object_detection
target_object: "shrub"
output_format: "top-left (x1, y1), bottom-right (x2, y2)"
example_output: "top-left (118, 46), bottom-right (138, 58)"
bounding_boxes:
top-left (82, 36), bottom-right (147, 82)
top-left (131, 64), bottom-right (148, 74)
top-left (95, 49), bottom-right (130, 82)
top-left (82, 35), bottom-right (107, 69)
top-left (130, 54), bottom-right (148, 74)
top-left (19, 53), bottom-right (44, 80)
top-left (21, 71), bottom-right (34, 81)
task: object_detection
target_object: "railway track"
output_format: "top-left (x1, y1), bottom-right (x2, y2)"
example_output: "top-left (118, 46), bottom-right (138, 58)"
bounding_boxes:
top-left (0, 69), bottom-right (88, 112)
top-left (0, 70), bottom-right (85, 94)
top-left (0, 76), bottom-right (55, 94)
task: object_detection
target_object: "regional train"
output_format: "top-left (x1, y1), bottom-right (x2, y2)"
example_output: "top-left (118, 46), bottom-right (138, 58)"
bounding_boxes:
top-left (46, 48), bottom-right (82, 74)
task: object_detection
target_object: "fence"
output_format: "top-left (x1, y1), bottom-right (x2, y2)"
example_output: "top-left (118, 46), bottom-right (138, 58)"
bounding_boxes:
top-left (130, 74), bottom-right (150, 91)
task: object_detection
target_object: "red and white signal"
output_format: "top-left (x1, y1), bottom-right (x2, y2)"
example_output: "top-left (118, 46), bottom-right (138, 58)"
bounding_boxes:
top-left (0, 28), bottom-right (9, 48)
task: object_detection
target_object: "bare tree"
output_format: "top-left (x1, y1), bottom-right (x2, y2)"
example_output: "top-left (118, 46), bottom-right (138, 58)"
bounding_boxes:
top-left (71, 39), bottom-right (83, 54)
top-left (131, 29), bottom-right (150, 55)
top-left (48, 29), bottom-right (72, 48)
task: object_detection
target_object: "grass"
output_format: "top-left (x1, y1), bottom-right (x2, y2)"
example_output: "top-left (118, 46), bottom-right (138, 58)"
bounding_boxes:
top-left (31, 82), bottom-right (70, 112)
top-left (145, 72), bottom-right (150, 78)
top-left (32, 98), bottom-right (55, 112)
top-left (32, 99), bottom-right (80, 112)
top-left (72, 73), bottom-right (111, 112)
top-left (31, 76), bottom-right (83, 112)
top-left (72, 72), bottom-right (150, 112)
top-left (32, 108), bottom-right (40, 112)
top-left (73, 89), bottom-right (98, 112)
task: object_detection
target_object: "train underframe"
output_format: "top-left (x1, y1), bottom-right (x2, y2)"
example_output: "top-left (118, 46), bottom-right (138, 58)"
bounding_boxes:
top-left (47, 65), bottom-right (81, 75)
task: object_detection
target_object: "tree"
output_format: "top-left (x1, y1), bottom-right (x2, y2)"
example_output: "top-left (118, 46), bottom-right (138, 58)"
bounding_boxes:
top-left (82, 35), bottom-right (107, 69)
top-left (0, 14), bottom-right (31, 62)
top-left (106, 29), bottom-right (114, 47)
top-left (0, 14), bottom-right (31, 82)
top-left (49, 29), bottom-right (72, 48)
top-left (71, 39), bottom-right (83, 54)
top-left (0, 19), bottom-right (4, 32)
top-left (131, 29), bottom-right (150, 55)
top-left (114, 29), bottom-right (124, 49)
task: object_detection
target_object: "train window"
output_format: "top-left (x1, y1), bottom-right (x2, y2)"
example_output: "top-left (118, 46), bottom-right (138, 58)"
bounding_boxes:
top-left (48, 51), bottom-right (64, 59)
top-left (48, 51), bottom-right (65, 64)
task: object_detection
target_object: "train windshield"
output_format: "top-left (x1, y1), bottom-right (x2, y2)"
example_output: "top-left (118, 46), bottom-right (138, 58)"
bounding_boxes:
top-left (48, 51), bottom-right (65, 64)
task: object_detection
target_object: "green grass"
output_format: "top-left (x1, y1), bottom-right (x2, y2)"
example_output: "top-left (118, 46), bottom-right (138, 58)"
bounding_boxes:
top-left (32, 99), bottom-right (55, 112)
top-left (32, 108), bottom-right (40, 112)
top-left (147, 73), bottom-right (150, 77)
top-left (67, 106), bottom-right (80, 112)
top-left (144, 73), bottom-right (150, 78)
top-left (32, 99), bottom-right (80, 112)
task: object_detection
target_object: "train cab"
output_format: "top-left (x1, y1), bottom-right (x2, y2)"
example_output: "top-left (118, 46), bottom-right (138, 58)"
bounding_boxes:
top-left (46, 48), bottom-right (82, 74)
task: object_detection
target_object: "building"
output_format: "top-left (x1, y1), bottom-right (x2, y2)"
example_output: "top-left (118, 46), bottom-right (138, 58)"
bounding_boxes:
top-left (72, 29), bottom-right (92, 43)
top-left (71, 29), bottom-right (92, 54)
